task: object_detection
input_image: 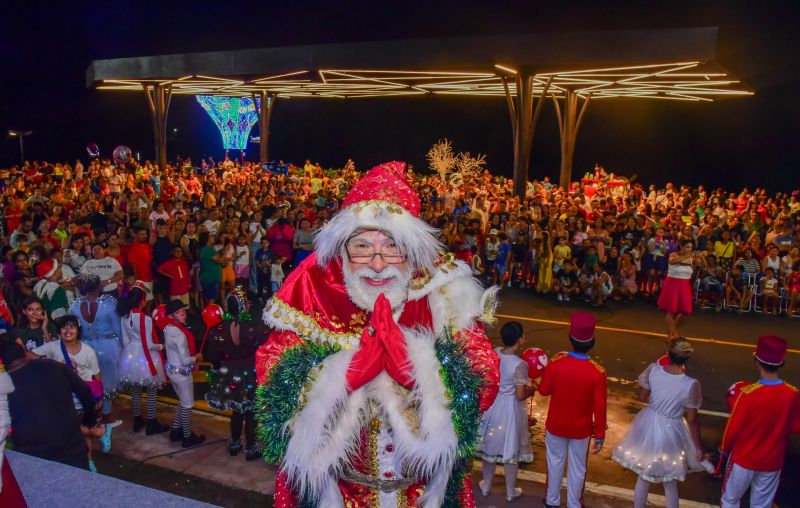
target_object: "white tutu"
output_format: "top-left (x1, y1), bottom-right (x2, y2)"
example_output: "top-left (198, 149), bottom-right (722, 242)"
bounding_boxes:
top-left (611, 363), bottom-right (703, 483)
top-left (611, 407), bottom-right (702, 482)
top-left (118, 311), bottom-right (166, 389)
top-left (118, 342), bottom-right (166, 389)
top-left (476, 349), bottom-right (533, 464)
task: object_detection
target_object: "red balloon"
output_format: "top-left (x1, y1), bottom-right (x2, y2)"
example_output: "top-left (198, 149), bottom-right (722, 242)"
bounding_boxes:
top-left (521, 347), bottom-right (548, 380)
top-left (202, 304), bottom-right (224, 328)
top-left (152, 304), bottom-right (169, 330)
top-left (726, 381), bottom-right (750, 411)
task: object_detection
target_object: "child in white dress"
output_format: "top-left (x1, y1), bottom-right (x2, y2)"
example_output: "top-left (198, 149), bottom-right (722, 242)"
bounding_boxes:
top-left (476, 321), bottom-right (536, 502)
top-left (612, 337), bottom-right (704, 508)
top-left (117, 284), bottom-right (169, 435)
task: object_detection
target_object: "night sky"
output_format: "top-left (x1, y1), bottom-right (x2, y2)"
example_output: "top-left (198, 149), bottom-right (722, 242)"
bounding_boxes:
top-left (1, 1), bottom-right (798, 191)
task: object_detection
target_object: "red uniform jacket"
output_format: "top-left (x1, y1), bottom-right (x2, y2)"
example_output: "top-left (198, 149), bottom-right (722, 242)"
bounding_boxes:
top-left (539, 352), bottom-right (607, 440)
top-left (721, 380), bottom-right (800, 471)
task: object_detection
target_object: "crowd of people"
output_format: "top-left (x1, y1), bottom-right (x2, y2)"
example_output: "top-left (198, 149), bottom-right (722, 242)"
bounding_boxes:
top-left (0, 158), bottom-right (797, 323)
top-left (0, 153), bottom-right (796, 506)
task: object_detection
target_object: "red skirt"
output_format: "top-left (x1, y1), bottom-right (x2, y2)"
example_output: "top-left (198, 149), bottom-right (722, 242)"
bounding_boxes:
top-left (0, 458), bottom-right (27, 507)
top-left (658, 276), bottom-right (693, 316)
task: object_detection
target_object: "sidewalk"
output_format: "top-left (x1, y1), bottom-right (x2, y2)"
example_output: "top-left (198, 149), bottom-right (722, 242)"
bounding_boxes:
top-left (102, 397), bottom-right (715, 507)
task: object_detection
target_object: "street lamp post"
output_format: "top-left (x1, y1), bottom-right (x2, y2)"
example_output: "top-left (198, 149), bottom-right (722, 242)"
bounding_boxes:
top-left (8, 130), bottom-right (33, 165)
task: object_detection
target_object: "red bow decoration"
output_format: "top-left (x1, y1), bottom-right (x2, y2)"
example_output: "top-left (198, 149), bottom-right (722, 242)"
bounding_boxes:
top-left (346, 294), bottom-right (414, 392)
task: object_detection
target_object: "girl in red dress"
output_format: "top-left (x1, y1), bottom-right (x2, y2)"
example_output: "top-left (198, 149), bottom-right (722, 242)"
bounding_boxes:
top-left (658, 240), bottom-right (704, 339)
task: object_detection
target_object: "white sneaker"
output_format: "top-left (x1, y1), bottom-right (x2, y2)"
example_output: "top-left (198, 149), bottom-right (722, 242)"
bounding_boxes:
top-left (564, 294), bottom-right (570, 301)
top-left (506, 487), bottom-right (523, 502)
top-left (557, 293), bottom-right (563, 301)
top-left (506, 281), bottom-right (512, 288)
top-left (478, 480), bottom-right (489, 497)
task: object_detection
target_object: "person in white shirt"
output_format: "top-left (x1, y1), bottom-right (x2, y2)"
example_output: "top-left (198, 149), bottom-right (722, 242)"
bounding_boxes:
top-left (202, 209), bottom-right (222, 236)
top-left (33, 319), bottom-right (100, 386)
top-left (33, 315), bottom-right (106, 472)
top-left (75, 159), bottom-right (84, 180)
top-left (108, 172), bottom-right (124, 195)
top-left (80, 243), bottom-right (123, 294)
top-left (162, 300), bottom-right (205, 448)
top-left (148, 202), bottom-right (170, 236)
top-left (270, 256), bottom-right (285, 293)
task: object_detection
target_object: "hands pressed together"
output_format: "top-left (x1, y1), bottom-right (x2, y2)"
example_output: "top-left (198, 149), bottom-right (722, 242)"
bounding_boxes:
top-left (346, 294), bottom-right (414, 392)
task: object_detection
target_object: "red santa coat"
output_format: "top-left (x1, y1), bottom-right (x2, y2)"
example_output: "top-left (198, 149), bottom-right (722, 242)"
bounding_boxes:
top-left (256, 253), bottom-right (499, 507)
top-left (539, 352), bottom-right (607, 440)
top-left (721, 380), bottom-right (800, 471)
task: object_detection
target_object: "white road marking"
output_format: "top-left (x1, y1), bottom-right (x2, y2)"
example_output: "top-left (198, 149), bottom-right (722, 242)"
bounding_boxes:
top-left (496, 313), bottom-right (800, 354)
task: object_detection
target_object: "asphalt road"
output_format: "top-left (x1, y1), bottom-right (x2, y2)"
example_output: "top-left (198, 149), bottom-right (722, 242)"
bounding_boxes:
top-left (489, 287), bottom-right (800, 507)
top-left (159, 288), bottom-right (799, 506)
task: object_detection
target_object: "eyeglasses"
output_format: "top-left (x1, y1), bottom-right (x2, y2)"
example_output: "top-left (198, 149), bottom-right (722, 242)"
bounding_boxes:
top-left (345, 237), bottom-right (407, 264)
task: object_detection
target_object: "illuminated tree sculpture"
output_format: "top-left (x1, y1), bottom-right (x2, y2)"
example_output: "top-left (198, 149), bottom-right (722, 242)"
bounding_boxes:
top-left (450, 151), bottom-right (486, 185)
top-left (196, 96), bottom-right (261, 151)
top-left (426, 138), bottom-right (456, 181)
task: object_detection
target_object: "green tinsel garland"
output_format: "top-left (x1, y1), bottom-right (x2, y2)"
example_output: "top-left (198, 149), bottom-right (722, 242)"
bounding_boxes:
top-left (434, 328), bottom-right (484, 507)
top-left (255, 341), bottom-right (340, 464)
top-left (222, 311), bottom-right (252, 322)
top-left (254, 329), bottom-right (484, 505)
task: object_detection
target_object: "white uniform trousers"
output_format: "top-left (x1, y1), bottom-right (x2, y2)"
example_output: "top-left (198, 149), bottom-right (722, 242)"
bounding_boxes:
top-left (721, 461), bottom-right (780, 508)
top-left (170, 373), bottom-right (195, 409)
top-left (545, 431), bottom-right (590, 508)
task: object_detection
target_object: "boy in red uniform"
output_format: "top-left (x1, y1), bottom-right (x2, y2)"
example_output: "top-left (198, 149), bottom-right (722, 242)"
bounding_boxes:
top-left (539, 311), bottom-right (607, 508)
top-left (720, 335), bottom-right (800, 508)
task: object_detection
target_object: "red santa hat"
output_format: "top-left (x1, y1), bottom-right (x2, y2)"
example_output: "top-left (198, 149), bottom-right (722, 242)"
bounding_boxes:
top-left (35, 258), bottom-right (59, 279)
top-left (315, 161), bottom-right (441, 270)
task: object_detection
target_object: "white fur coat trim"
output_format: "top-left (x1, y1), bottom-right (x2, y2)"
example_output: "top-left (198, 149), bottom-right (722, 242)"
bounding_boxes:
top-left (314, 202), bottom-right (442, 273)
top-left (262, 259), bottom-right (498, 351)
top-left (281, 347), bottom-right (365, 502)
top-left (262, 297), bottom-right (361, 350)
top-left (369, 328), bottom-right (457, 507)
top-left (281, 328), bottom-right (456, 507)
top-left (411, 258), bottom-right (499, 333)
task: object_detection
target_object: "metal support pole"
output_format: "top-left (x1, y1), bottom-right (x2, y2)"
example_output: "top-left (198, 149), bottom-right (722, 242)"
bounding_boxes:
top-left (18, 137), bottom-right (24, 165)
top-left (144, 83), bottom-right (172, 170)
top-left (552, 89), bottom-right (591, 190)
top-left (504, 72), bottom-right (552, 199)
top-left (253, 91), bottom-right (276, 163)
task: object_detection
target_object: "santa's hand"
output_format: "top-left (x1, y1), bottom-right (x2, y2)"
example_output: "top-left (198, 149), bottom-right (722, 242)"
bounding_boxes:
top-left (373, 294), bottom-right (415, 390)
top-left (346, 318), bottom-right (385, 393)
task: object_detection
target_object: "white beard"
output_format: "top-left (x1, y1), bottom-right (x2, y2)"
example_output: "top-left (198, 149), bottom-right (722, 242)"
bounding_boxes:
top-left (342, 263), bottom-right (412, 311)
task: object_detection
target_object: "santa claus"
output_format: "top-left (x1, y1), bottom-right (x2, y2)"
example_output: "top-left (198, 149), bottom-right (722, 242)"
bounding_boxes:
top-left (256, 162), bottom-right (500, 507)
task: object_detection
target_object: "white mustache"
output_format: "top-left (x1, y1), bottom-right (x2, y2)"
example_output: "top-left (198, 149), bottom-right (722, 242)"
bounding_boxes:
top-left (355, 266), bottom-right (403, 280)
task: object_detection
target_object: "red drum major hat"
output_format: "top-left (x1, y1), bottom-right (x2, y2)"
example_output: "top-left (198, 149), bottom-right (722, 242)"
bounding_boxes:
top-left (569, 311), bottom-right (596, 342)
top-left (315, 161), bottom-right (441, 270)
top-left (754, 335), bottom-right (787, 365)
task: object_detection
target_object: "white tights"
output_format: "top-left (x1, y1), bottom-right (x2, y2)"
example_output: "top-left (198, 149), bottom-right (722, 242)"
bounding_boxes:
top-left (482, 460), bottom-right (519, 498)
top-left (634, 476), bottom-right (679, 508)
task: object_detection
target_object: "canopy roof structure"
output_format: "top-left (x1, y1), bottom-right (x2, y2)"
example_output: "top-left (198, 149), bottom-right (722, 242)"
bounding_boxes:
top-left (87, 28), bottom-right (752, 193)
top-left (95, 62), bottom-right (745, 102)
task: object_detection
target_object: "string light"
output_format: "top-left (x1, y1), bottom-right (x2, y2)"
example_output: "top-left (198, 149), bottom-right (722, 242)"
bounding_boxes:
top-left (95, 62), bottom-right (750, 102)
